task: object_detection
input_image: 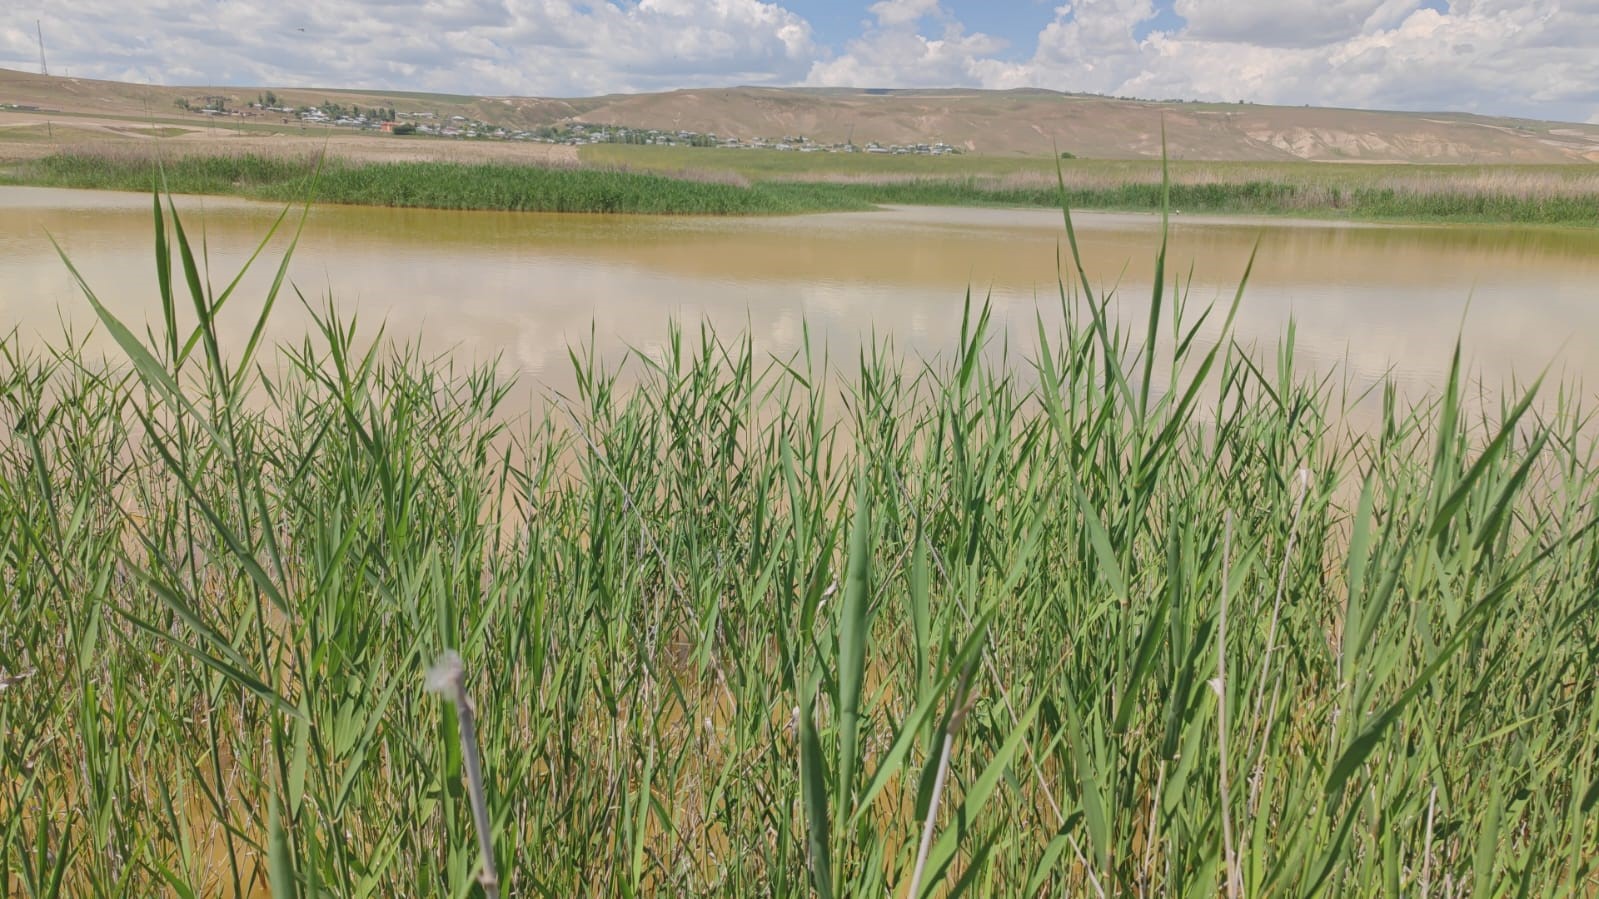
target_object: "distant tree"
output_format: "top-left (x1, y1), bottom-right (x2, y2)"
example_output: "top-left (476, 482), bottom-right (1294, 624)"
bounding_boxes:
top-left (175, 98), bottom-right (190, 111)
top-left (1059, 150), bottom-right (1076, 159)
top-left (265, 90), bottom-right (278, 107)
top-left (393, 122), bottom-right (416, 135)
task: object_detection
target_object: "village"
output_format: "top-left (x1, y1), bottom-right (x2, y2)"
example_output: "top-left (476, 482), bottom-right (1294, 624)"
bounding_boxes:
top-left (530, 122), bottom-right (963, 156)
top-left (176, 94), bottom-right (964, 156)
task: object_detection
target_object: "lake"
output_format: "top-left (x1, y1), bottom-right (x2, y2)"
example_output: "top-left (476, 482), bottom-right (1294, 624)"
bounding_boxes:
top-left (6, 186), bottom-right (1598, 402)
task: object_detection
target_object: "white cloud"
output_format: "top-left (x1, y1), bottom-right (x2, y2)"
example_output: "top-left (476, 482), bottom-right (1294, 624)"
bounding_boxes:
top-left (1174, 0), bottom-right (1423, 47)
top-left (3, 1), bottom-right (1599, 123)
top-left (1002, 0), bottom-right (1599, 121)
top-left (806, 0), bottom-right (1007, 88)
top-left (867, 0), bottom-right (942, 28)
top-left (1193, 2), bottom-right (1595, 116)
top-left (0, 0), bottom-right (818, 96)
top-left (1017, 0), bottom-right (1161, 93)
top-left (807, 25), bottom-right (1006, 87)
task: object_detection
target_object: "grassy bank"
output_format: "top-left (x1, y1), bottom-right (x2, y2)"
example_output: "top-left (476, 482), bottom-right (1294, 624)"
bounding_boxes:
top-left (0, 151), bottom-right (871, 215)
top-left (758, 175), bottom-right (1599, 223)
top-left (9, 147), bottom-right (1599, 222)
top-left (589, 143), bottom-right (1599, 225)
top-left (4, 191), bottom-right (1599, 897)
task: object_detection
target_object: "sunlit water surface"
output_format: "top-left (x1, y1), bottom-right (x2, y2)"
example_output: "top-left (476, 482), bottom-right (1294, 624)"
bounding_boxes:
top-left (6, 186), bottom-right (1598, 412)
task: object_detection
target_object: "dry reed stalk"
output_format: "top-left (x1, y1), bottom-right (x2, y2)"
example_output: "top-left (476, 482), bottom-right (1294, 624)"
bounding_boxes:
top-left (1216, 510), bottom-right (1240, 899)
top-left (426, 651), bottom-right (502, 899)
top-left (906, 673), bottom-right (977, 899)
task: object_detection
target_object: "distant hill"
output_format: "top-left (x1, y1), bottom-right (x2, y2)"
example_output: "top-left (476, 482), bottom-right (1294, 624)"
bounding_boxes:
top-left (5, 67), bottom-right (1599, 164)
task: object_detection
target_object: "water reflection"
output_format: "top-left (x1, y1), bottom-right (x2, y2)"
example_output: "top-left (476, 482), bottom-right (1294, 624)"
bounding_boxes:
top-left (4, 187), bottom-right (1598, 403)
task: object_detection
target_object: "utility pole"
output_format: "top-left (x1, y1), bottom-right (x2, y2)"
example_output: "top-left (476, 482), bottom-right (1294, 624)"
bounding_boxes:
top-left (37, 20), bottom-right (48, 76)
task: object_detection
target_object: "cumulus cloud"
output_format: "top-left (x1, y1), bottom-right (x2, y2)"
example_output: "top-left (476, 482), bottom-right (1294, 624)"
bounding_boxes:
top-left (3, 0), bottom-right (1599, 123)
top-left (1016, 0), bottom-right (1162, 93)
top-left (1145, 2), bottom-right (1599, 117)
top-left (1174, 0), bottom-right (1425, 48)
top-left (806, 0), bottom-right (1007, 88)
top-left (0, 0), bottom-right (818, 96)
top-left (1002, 0), bottom-right (1599, 122)
top-left (867, 0), bottom-right (943, 28)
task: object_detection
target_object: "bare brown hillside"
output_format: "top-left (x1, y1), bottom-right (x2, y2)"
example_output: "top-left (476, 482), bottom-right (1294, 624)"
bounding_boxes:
top-left (573, 87), bottom-right (1599, 163)
top-left (4, 67), bottom-right (1599, 164)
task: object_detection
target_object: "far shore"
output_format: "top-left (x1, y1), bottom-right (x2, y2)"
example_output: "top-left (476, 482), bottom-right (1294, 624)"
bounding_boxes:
top-left (4, 132), bottom-right (1599, 226)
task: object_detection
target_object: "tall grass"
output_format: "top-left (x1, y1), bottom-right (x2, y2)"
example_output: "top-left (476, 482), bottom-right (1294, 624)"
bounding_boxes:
top-left (4, 178), bottom-right (1599, 898)
top-left (12, 147), bottom-right (1599, 223)
top-left (756, 176), bottom-right (1599, 223)
top-left (585, 143), bottom-right (1599, 198)
top-left (0, 152), bottom-right (872, 215)
top-left (588, 143), bottom-right (1599, 225)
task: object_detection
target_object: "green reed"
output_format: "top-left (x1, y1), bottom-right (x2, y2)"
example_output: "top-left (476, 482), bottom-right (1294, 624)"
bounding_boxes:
top-left (755, 177), bottom-right (1599, 224)
top-left (0, 152), bottom-right (872, 215)
top-left (14, 149), bottom-right (1599, 223)
top-left (588, 143), bottom-right (1599, 225)
top-left (3, 173), bottom-right (1599, 898)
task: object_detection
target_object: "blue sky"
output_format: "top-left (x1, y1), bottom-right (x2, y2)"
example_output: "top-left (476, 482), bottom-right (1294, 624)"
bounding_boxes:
top-left (721, 0), bottom-right (1452, 64)
top-left (3, 0), bottom-right (1597, 124)
top-left (804, 1), bottom-right (1062, 53)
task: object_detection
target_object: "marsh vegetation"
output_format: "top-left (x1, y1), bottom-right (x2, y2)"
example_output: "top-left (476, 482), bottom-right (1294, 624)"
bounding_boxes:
top-left (0, 152), bottom-right (842, 215)
top-left (9, 146), bottom-right (1599, 223)
top-left (3, 183), bottom-right (1599, 897)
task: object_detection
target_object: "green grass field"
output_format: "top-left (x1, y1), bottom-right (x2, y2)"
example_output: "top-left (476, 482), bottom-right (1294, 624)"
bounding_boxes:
top-left (4, 189), bottom-right (1599, 896)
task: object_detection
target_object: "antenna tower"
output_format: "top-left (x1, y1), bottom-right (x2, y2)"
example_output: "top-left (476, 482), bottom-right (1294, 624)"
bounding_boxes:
top-left (37, 21), bottom-right (49, 76)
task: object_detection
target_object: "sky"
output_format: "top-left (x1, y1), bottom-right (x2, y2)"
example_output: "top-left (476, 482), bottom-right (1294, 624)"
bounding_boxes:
top-left (3, 0), bottom-right (1599, 124)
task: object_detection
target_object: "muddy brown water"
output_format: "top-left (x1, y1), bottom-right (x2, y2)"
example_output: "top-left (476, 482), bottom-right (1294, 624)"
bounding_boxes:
top-left (6, 186), bottom-right (1599, 406)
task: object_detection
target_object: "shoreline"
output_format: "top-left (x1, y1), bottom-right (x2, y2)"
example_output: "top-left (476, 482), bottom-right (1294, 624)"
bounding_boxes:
top-left (5, 149), bottom-right (1599, 227)
top-left (7, 191), bottom-right (1599, 894)
top-left (0, 182), bottom-right (1395, 230)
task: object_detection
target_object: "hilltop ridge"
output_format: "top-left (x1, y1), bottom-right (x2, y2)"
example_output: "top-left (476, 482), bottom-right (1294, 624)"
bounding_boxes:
top-left (4, 67), bottom-right (1599, 164)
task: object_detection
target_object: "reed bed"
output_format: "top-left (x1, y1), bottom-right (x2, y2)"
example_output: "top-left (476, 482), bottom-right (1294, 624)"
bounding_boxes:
top-left (785, 165), bottom-right (1599, 204)
top-left (760, 173), bottom-right (1599, 223)
top-left (588, 144), bottom-right (1599, 196)
top-left (3, 185), bottom-right (1599, 899)
top-left (592, 144), bottom-right (1599, 224)
top-left (12, 146), bottom-right (1599, 223)
top-left (0, 151), bottom-right (865, 215)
